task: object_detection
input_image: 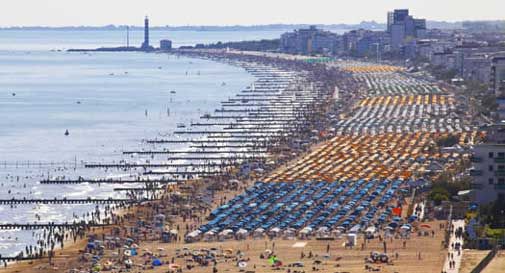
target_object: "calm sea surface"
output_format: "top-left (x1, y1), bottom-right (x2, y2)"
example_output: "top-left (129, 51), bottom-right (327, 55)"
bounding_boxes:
top-left (0, 29), bottom-right (294, 256)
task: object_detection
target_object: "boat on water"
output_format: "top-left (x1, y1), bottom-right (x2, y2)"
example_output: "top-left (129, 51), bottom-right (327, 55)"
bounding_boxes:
top-left (170, 90), bottom-right (176, 94)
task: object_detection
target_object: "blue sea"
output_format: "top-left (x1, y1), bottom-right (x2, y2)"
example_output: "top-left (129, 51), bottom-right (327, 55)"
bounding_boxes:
top-left (0, 28), bottom-right (293, 257)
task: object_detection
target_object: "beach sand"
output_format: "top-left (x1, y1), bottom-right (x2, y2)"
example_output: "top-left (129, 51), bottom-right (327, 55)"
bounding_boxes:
top-left (482, 251), bottom-right (505, 273)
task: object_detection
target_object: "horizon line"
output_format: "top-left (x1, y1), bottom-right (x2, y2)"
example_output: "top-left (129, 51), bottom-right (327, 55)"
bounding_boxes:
top-left (1, 19), bottom-right (503, 29)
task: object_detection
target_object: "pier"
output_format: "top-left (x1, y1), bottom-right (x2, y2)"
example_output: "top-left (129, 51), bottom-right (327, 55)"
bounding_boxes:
top-left (85, 162), bottom-right (237, 168)
top-left (40, 178), bottom-right (180, 184)
top-left (0, 198), bottom-right (138, 205)
top-left (0, 223), bottom-right (110, 230)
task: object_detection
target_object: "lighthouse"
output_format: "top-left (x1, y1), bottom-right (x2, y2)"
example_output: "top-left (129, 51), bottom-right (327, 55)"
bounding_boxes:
top-left (141, 16), bottom-right (150, 50)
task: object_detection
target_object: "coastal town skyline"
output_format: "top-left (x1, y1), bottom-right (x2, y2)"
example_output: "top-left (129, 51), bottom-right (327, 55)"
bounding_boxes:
top-left (1, 0), bottom-right (503, 27)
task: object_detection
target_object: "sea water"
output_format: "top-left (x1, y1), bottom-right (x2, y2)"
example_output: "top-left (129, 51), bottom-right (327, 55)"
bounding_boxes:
top-left (0, 29), bottom-right (279, 257)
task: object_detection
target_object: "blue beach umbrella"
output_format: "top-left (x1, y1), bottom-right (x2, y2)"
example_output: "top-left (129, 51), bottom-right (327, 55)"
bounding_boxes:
top-left (152, 259), bottom-right (162, 266)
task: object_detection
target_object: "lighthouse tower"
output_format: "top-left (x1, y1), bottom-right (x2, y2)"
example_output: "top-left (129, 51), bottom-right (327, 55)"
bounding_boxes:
top-left (141, 16), bottom-right (150, 50)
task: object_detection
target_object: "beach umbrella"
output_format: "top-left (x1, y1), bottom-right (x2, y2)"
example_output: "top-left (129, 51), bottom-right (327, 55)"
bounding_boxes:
top-left (268, 255), bottom-right (278, 265)
top-left (400, 224), bottom-right (411, 230)
top-left (169, 229), bottom-right (178, 235)
top-left (420, 224), bottom-right (432, 229)
top-left (236, 228), bottom-right (248, 235)
top-left (238, 261), bottom-right (248, 268)
top-left (92, 265), bottom-right (101, 272)
top-left (408, 215), bottom-right (418, 222)
top-left (103, 260), bottom-right (113, 269)
top-left (168, 264), bottom-right (180, 270)
top-left (152, 259), bottom-right (162, 266)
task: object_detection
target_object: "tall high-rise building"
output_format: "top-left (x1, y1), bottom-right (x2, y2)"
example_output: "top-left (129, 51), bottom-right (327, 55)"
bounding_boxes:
top-left (387, 9), bottom-right (426, 51)
top-left (387, 12), bottom-right (394, 33)
top-left (141, 16), bottom-right (150, 50)
top-left (390, 24), bottom-right (406, 50)
top-left (393, 9), bottom-right (409, 24)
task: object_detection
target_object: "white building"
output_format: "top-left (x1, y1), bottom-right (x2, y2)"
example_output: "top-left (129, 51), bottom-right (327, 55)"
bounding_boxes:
top-left (471, 123), bottom-right (505, 204)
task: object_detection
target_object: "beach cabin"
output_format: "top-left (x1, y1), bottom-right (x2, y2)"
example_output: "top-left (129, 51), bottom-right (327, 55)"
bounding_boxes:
top-left (346, 233), bottom-right (357, 248)
top-left (365, 226), bottom-right (377, 239)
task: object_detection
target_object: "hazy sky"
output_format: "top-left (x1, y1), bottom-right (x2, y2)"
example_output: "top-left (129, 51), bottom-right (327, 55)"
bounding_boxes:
top-left (2, 0), bottom-right (503, 26)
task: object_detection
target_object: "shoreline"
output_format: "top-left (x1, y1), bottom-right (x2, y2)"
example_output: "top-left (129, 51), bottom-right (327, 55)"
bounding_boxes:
top-left (0, 49), bottom-right (338, 271)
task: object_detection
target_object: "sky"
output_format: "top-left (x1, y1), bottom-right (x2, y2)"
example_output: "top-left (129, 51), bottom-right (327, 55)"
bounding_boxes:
top-left (1, 0), bottom-right (503, 27)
